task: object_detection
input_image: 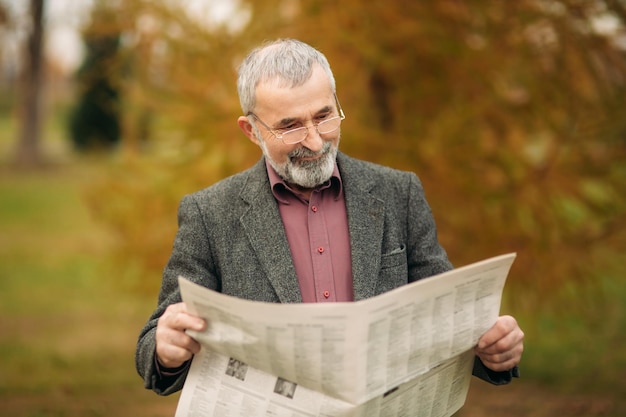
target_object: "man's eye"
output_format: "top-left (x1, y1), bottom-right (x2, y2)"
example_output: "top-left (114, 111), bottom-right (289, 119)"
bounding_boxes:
top-left (280, 123), bottom-right (298, 131)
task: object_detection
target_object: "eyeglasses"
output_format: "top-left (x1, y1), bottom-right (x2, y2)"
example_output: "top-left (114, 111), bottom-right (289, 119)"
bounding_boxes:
top-left (247, 94), bottom-right (346, 145)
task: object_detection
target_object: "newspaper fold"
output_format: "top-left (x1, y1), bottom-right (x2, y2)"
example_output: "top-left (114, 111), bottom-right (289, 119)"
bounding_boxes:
top-left (175, 253), bottom-right (516, 417)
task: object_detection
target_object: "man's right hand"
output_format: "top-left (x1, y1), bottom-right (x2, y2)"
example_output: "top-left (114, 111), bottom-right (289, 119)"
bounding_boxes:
top-left (155, 302), bottom-right (206, 369)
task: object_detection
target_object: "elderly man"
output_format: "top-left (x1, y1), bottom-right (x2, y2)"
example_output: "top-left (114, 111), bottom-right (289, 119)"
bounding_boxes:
top-left (136, 38), bottom-right (524, 396)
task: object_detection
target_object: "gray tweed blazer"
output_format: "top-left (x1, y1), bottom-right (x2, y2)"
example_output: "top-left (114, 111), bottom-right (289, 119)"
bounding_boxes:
top-left (136, 151), bottom-right (454, 395)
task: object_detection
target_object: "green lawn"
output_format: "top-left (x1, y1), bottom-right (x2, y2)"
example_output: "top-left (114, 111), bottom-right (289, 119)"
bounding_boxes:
top-left (0, 163), bottom-right (180, 416)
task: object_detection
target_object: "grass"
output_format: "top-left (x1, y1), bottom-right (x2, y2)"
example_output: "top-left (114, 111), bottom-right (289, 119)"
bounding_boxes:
top-left (0, 161), bottom-right (180, 416)
top-left (515, 273), bottom-right (626, 397)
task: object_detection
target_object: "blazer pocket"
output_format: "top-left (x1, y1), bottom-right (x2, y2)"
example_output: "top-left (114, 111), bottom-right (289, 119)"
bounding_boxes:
top-left (380, 244), bottom-right (407, 269)
top-left (378, 244), bottom-right (409, 294)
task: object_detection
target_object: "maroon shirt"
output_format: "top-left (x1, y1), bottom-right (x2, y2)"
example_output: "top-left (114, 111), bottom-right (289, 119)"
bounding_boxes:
top-left (266, 161), bottom-right (354, 303)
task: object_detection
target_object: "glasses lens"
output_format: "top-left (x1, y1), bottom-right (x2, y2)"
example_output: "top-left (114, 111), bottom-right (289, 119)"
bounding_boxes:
top-left (281, 127), bottom-right (308, 144)
top-left (280, 116), bottom-right (343, 144)
top-left (317, 116), bottom-right (342, 134)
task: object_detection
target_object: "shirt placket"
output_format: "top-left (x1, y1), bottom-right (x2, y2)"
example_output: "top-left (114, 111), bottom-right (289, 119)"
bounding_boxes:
top-left (308, 191), bottom-right (336, 302)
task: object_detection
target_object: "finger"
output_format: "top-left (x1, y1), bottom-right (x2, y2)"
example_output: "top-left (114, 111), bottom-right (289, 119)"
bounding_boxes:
top-left (475, 342), bottom-right (524, 372)
top-left (156, 344), bottom-right (196, 369)
top-left (156, 327), bottom-right (202, 368)
top-left (161, 303), bottom-right (206, 332)
top-left (477, 325), bottom-right (524, 355)
top-left (156, 324), bottom-right (202, 350)
top-left (477, 315), bottom-right (519, 350)
top-left (476, 352), bottom-right (520, 372)
top-left (475, 338), bottom-right (524, 362)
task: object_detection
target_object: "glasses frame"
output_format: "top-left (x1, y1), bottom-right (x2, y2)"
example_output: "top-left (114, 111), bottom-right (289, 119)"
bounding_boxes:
top-left (247, 93), bottom-right (346, 145)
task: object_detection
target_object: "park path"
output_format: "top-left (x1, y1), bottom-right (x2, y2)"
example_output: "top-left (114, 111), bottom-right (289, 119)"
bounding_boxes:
top-left (459, 379), bottom-right (621, 417)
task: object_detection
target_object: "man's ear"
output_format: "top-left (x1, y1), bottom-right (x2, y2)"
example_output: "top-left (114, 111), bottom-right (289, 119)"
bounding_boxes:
top-left (238, 116), bottom-right (260, 146)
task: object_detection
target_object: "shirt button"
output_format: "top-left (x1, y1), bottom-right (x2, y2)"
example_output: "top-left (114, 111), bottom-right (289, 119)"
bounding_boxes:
top-left (311, 206), bottom-right (318, 213)
top-left (317, 246), bottom-right (324, 254)
top-left (323, 290), bottom-right (330, 298)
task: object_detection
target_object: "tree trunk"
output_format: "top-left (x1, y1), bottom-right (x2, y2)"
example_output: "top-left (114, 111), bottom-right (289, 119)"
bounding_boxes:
top-left (14, 0), bottom-right (45, 167)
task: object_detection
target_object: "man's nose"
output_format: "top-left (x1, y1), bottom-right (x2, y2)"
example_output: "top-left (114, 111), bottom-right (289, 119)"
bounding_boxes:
top-left (300, 125), bottom-right (324, 152)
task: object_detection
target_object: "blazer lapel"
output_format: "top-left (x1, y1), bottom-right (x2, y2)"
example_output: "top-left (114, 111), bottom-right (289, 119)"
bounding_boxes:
top-left (239, 160), bottom-right (302, 304)
top-left (338, 153), bottom-right (385, 301)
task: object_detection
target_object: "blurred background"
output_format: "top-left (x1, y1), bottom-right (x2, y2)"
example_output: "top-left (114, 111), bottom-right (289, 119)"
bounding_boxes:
top-left (1, 0), bottom-right (625, 416)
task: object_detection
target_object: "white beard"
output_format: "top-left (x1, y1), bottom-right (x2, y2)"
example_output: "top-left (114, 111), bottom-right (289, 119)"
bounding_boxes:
top-left (259, 138), bottom-right (338, 189)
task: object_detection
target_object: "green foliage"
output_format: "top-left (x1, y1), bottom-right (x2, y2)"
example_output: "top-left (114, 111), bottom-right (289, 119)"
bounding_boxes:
top-left (293, 0), bottom-right (626, 305)
top-left (79, 0), bottom-right (626, 313)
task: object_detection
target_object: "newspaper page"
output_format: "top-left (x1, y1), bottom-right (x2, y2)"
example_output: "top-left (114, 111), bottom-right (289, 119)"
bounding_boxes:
top-left (175, 253), bottom-right (516, 417)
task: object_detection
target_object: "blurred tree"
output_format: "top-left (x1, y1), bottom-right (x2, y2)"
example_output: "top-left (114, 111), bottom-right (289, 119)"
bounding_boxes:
top-left (14, 0), bottom-right (44, 167)
top-left (84, 0), bottom-right (626, 306)
top-left (84, 0), bottom-right (259, 292)
top-left (289, 0), bottom-right (626, 305)
top-left (68, 2), bottom-right (122, 152)
top-left (0, 4), bottom-right (10, 102)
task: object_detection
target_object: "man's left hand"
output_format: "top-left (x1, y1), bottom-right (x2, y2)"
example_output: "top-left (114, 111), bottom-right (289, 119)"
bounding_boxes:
top-left (475, 315), bottom-right (524, 372)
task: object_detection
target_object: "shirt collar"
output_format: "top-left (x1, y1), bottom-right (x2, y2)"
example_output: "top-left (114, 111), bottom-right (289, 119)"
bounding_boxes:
top-left (265, 158), bottom-right (343, 204)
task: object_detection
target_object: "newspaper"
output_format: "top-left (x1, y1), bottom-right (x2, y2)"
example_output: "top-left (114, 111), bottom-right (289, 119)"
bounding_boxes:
top-left (175, 253), bottom-right (516, 417)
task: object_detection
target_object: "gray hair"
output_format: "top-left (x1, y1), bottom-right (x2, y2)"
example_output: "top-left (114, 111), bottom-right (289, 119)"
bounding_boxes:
top-left (237, 39), bottom-right (336, 115)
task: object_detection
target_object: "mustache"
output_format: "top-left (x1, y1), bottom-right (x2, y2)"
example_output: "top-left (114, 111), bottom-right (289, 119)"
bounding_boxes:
top-left (289, 142), bottom-right (331, 159)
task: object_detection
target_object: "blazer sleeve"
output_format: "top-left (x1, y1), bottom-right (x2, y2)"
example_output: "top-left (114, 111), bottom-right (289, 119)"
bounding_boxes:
top-left (135, 193), bottom-right (217, 395)
top-left (473, 357), bottom-right (520, 385)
